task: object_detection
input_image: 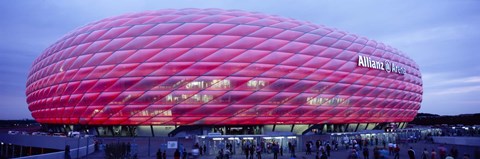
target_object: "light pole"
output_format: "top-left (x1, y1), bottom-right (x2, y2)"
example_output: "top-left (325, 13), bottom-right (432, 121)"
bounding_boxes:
top-left (86, 136), bottom-right (89, 158)
top-left (77, 136), bottom-right (80, 159)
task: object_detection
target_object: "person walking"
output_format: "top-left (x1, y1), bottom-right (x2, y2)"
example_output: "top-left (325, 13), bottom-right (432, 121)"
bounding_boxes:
top-left (306, 142), bottom-right (311, 155)
top-left (408, 147), bottom-right (416, 159)
top-left (363, 147), bottom-right (369, 159)
top-left (373, 147), bottom-right (380, 159)
top-left (245, 145), bottom-right (250, 159)
top-left (225, 148), bottom-right (231, 159)
top-left (174, 149), bottom-right (181, 159)
top-left (156, 148), bottom-right (162, 159)
top-left (439, 145), bottom-right (447, 159)
top-left (421, 148), bottom-right (429, 159)
top-left (203, 144), bottom-right (207, 155)
top-left (319, 144), bottom-right (325, 154)
top-left (320, 152), bottom-right (328, 159)
top-left (326, 144), bottom-right (331, 157)
top-left (349, 149), bottom-right (360, 159)
top-left (182, 148), bottom-right (187, 159)
top-left (451, 147), bottom-right (459, 159)
top-left (288, 142), bottom-right (293, 156)
top-left (256, 145), bottom-right (262, 159)
top-left (290, 142), bottom-right (296, 157)
top-left (394, 145), bottom-right (400, 159)
top-left (249, 145), bottom-right (254, 159)
top-left (273, 143), bottom-right (279, 159)
top-left (218, 149), bottom-right (224, 159)
top-left (431, 149), bottom-right (437, 159)
top-left (64, 145), bottom-right (71, 159)
top-left (280, 145), bottom-right (283, 156)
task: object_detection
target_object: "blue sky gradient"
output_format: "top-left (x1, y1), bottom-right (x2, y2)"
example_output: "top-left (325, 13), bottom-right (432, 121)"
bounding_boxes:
top-left (1, 0), bottom-right (479, 119)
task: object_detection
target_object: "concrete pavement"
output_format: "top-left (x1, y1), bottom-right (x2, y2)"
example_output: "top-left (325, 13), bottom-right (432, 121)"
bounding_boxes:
top-left (82, 140), bottom-right (480, 159)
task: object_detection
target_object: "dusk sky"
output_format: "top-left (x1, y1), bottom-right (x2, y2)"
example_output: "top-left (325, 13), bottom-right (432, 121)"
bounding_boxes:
top-left (1, 0), bottom-right (479, 119)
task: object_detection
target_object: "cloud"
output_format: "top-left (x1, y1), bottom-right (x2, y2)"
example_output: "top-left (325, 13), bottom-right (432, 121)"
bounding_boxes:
top-left (380, 25), bottom-right (476, 47)
top-left (421, 72), bottom-right (448, 82)
top-left (432, 85), bottom-right (480, 95)
top-left (0, 95), bottom-right (30, 119)
top-left (420, 71), bottom-right (480, 114)
top-left (442, 76), bottom-right (480, 84)
top-left (426, 75), bottom-right (480, 88)
top-left (456, 100), bottom-right (480, 104)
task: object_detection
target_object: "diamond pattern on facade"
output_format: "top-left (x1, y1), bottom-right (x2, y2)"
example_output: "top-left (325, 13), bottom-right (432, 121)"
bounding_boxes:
top-left (26, 8), bottom-right (422, 125)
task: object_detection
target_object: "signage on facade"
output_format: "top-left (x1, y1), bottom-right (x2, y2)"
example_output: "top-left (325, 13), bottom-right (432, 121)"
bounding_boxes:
top-left (357, 55), bottom-right (406, 75)
top-left (167, 141), bottom-right (178, 149)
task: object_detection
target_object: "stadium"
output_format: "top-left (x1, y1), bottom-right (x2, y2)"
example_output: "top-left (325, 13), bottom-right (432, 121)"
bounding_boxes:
top-left (25, 8), bottom-right (422, 137)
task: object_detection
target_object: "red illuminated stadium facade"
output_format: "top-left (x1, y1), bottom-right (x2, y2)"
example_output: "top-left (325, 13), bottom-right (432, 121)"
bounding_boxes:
top-left (26, 8), bottom-right (422, 136)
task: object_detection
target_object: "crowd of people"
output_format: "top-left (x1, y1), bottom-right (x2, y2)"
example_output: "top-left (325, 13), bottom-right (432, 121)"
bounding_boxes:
top-left (234, 141), bottom-right (283, 159)
top-left (122, 134), bottom-right (480, 159)
top-left (302, 137), bottom-right (480, 159)
top-left (407, 145), bottom-right (476, 159)
top-left (104, 142), bottom-right (134, 159)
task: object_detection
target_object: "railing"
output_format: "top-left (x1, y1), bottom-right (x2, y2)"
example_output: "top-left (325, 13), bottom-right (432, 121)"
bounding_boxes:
top-left (432, 136), bottom-right (480, 146)
top-left (14, 144), bottom-right (95, 159)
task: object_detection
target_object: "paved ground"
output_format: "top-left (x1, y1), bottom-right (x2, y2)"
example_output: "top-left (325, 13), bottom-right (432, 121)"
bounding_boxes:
top-left (82, 140), bottom-right (480, 159)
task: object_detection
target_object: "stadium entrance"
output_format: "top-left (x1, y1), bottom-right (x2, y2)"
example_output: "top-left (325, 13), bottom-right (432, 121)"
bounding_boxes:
top-left (196, 134), bottom-right (299, 156)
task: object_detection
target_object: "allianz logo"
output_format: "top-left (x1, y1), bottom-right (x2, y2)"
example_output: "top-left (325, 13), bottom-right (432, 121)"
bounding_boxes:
top-left (357, 55), bottom-right (406, 75)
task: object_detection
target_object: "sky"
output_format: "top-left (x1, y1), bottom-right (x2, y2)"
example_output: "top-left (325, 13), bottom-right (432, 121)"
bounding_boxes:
top-left (0, 0), bottom-right (479, 119)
